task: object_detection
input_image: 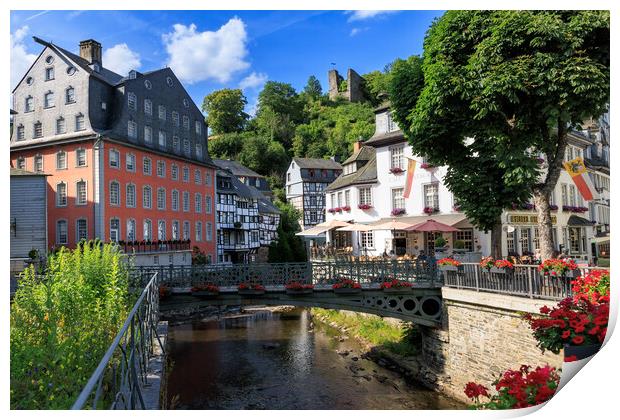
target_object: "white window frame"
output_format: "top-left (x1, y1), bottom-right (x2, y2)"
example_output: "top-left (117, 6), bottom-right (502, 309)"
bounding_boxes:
top-left (76, 180), bottom-right (87, 205)
top-left (56, 219), bottom-right (68, 244)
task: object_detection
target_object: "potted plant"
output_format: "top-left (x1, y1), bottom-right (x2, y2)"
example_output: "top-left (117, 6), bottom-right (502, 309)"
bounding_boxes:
top-left (453, 240), bottom-right (466, 251)
top-left (191, 284), bottom-right (219, 297)
top-left (490, 259), bottom-right (514, 274)
top-left (285, 281), bottom-right (314, 295)
top-left (434, 236), bottom-right (447, 251)
top-left (380, 278), bottom-right (413, 294)
top-left (438, 257), bottom-right (462, 272)
top-left (332, 277), bottom-right (361, 294)
top-left (464, 365), bottom-right (560, 409)
top-left (238, 283), bottom-right (266, 296)
top-left (480, 257), bottom-right (495, 271)
top-left (538, 258), bottom-right (578, 278)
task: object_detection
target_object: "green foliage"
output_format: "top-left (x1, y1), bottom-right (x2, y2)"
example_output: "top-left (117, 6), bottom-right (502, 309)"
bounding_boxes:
top-left (257, 81), bottom-right (304, 125)
top-left (312, 309), bottom-right (420, 357)
top-left (434, 236), bottom-right (447, 248)
top-left (207, 132), bottom-right (245, 160)
top-left (338, 79), bottom-right (348, 93)
top-left (303, 75), bottom-right (323, 99)
top-left (201, 88), bottom-right (249, 134)
top-left (191, 246), bottom-right (207, 265)
top-left (10, 241), bottom-right (130, 409)
top-left (238, 135), bottom-right (290, 176)
top-left (253, 105), bottom-right (297, 147)
top-left (268, 201), bottom-right (307, 263)
top-left (362, 69), bottom-right (392, 105)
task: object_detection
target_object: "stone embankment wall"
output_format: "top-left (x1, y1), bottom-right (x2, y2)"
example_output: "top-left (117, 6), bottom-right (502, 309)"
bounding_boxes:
top-left (417, 288), bottom-right (563, 402)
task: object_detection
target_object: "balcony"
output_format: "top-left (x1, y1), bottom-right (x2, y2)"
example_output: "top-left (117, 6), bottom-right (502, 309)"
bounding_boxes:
top-left (118, 239), bottom-right (191, 254)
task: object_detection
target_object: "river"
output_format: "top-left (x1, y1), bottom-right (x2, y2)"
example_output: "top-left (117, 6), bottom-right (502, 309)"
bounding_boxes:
top-left (165, 308), bottom-right (464, 409)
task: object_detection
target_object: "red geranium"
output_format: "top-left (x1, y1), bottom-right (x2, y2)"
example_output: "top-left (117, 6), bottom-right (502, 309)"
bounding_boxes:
top-left (332, 277), bottom-right (361, 290)
top-left (238, 283), bottom-right (265, 291)
top-left (438, 257), bottom-right (461, 267)
top-left (285, 281), bottom-right (314, 291)
top-left (380, 279), bottom-right (413, 289)
top-left (191, 284), bottom-right (219, 293)
top-left (480, 257), bottom-right (495, 270)
top-left (494, 259), bottom-right (514, 269)
top-left (571, 270), bottom-right (610, 304)
top-left (538, 259), bottom-right (578, 276)
top-left (465, 365), bottom-right (560, 409)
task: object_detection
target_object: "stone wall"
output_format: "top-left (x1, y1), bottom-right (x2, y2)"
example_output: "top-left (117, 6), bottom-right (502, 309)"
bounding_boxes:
top-left (418, 288), bottom-right (563, 402)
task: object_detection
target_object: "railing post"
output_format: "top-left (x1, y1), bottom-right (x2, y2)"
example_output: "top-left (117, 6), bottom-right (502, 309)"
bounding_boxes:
top-left (527, 266), bottom-right (534, 298)
top-left (474, 265), bottom-right (480, 291)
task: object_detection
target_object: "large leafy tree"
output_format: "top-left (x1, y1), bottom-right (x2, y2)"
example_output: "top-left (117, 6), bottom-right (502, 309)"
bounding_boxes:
top-left (201, 88), bottom-right (249, 134)
top-left (391, 11), bottom-right (610, 259)
top-left (257, 81), bottom-right (304, 124)
top-left (268, 201), bottom-right (307, 263)
top-left (303, 75), bottom-right (323, 100)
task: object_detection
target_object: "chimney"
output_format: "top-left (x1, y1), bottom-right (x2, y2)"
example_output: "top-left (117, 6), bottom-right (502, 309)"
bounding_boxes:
top-left (353, 141), bottom-right (362, 153)
top-left (79, 39), bottom-right (102, 68)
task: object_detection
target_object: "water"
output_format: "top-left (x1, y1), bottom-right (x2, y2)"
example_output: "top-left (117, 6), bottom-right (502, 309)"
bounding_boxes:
top-left (165, 308), bottom-right (464, 409)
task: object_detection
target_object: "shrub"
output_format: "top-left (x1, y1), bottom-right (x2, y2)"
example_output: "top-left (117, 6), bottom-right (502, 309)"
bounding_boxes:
top-left (10, 241), bottom-right (130, 409)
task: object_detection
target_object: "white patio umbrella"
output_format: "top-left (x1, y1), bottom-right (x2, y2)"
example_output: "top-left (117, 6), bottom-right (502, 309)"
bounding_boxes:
top-left (370, 220), bottom-right (414, 231)
top-left (335, 223), bottom-right (374, 232)
top-left (315, 219), bottom-right (350, 229)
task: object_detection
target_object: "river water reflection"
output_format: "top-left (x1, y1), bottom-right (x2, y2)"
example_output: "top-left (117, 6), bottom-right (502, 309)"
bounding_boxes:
top-left (165, 308), bottom-right (464, 409)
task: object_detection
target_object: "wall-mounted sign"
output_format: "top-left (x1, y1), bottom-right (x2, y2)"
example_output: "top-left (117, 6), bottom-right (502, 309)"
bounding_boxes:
top-left (508, 214), bottom-right (557, 225)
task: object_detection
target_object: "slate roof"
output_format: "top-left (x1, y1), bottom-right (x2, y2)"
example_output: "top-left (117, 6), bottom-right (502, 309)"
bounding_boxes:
top-left (364, 129), bottom-right (406, 147)
top-left (258, 196), bottom-right (281, 214)
top-left (342, 145), bottom-right (375, 165)
top-left (325, 153), bottom-right (377, 192)
top-left (213, 159), bottom-right (263, 178)
top-left (292, 157), bottom-right (342, 170)
top-left (10, 168), bottom-right (48, 177)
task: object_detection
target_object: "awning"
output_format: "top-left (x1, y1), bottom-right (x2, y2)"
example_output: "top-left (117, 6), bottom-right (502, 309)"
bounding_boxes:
top-left (336, 223), bottom-right (374, 232)
top-left (567, 215), bottom-right (594, 227)
top-left (370, 214), bottom-right (470, 228)
top-left (296, 226), bottom-right (329, 236)
top-left (315, 220), bottom-right (351, 229)
top-left (591, 235), bottom-right (610, 244)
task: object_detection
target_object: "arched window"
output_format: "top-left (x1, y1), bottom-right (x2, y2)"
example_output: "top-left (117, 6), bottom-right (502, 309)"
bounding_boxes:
top-left (56, 116), bottom-right (66, 134)
top-left (44, 91), bottom-right (55, 108)
top-left (25, 96), bottom-right (34, 112)
top-left (127, 92), bottom-right (137, 111)
top-left (56, 182), bottom-right (67, 206)
top-left (171, 190), bottom-right (179, 211)
top-left (65, 86), bottom-right (75, 103)
top-left (126, 219), bottom-right (136, 241)
top-left (126, 184), bottom-right (136, 207)
top-left (75, 113), bottom-right (85, 131)
top-left (158, 220), bottom-right (166, 240)
top-left (143, 186), bottom-right (152, 209)
top-left (76, 180), bottom-right (87, 205)
top-left (143, 219), bottom-right (152, 241)
top-left (109, 218), bottom-right (120, 242)
top-left (16, 157), bottom-right (25, 169)
top-left (56, 220), bottom-right (68, 244)
top-left (56, 151), bottom-right (67, 169)
top-left (157, 188), bottom-right (166, 210)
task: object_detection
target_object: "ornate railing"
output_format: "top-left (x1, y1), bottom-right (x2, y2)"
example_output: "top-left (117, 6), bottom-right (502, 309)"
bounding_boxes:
top-left (72, 273), bottom-right (163, 410)
top-left (119, 240), bottom-right (191, 254)
top-left (442, 263), bottom-right (607, 300)
top-left (129, 260), bottom-right (440, 289)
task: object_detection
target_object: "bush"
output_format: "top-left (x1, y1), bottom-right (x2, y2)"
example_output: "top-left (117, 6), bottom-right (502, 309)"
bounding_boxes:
top-left (10, 241), bottom-right (130, 409)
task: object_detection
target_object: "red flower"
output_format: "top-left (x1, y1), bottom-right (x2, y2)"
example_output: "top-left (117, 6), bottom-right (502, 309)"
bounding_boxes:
top-left (561, 330), bottom-right (571, 339)
top-left (464, 382), bottom-right (489, 399)
top-left (572, 335), bottom-right (585, 345)
top-left (564, 355), bottom-right (578, 362)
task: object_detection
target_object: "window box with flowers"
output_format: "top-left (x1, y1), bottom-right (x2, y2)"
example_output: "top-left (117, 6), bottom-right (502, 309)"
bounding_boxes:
top-left (389, 167), bottom-right (405, 175)
top-left (490, 259), bottom-right (514, 274)
top-left (341, 205), bottom-right (351, 212)
top-left (391, 208), bottom-right (406, 216)
top-left (423, 207), bottom-right (438, 215)
top-left (562, 205), bottom-right (588, 213)
top-left (480, 257), bottom-right (495, 271)
top-left (464, 365), bottom-right (560, 409)
top-left (332, 277), bottom-right (361, 294)
top-left (191, 284), bottom-right (219, 297)
top-left (538, 259), bottom-right (578, 278)
top-left (358, 204), bottom-right (373, 210)
top-left (420, 162), bottom-right (436, 170)
top-left (285, 282), bottom-right (314, 295)
top-left (438, 257), bottom-right (462, 272)
top-left (380, 278), bottom-right (413, 294)
top-left (238, 283), bottom-right (266, 296)
top-left (549, 204), bottom-right (559, 211)
top-left (328, 208), bottom-right (338, 214)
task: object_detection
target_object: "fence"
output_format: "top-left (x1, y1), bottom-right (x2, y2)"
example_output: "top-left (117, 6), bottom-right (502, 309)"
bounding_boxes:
top-left (72, 273), bottom-right (163, 409)
top-left (130, 260), bottom-right (440, 289)
top-left (442, 263), bottom-right (607, 300)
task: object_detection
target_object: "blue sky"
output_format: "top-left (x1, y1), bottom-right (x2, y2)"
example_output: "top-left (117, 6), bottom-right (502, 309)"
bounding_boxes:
top-left (10, 10), bottom-right (444, 114)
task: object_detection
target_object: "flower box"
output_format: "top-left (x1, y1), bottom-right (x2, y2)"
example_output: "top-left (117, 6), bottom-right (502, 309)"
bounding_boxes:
top-left (380, 279), bottom-right (412, 293)
top-left (341, 206), bottom-right (351, 212)
top-left (332, 277), bottom-right (361, 294)
top-left (564, 343), bottom-right (601, 362)
top-left (286, 289), bottom-right (314, 296)
top-left (333, 287), bottom-right (361, 295)
top-left (440, 265), bottom-right (461, 272)
top-left (420, 162), bottom-right (435, 170)
top-left (389, 167), bottom-right (405, 174)
top-left (423, 207), bottom-right (438, 215)
top-left (538, 259), bottom-right (578, 277)
top-left (490, 266), bottom-right (513, 275)
top-left (358, 204), bottom-right (373, 210)
top-left (238, 288), bottom-right (266, 296)
top-left (382, 287), bottom-right (412, 295)
top-left (285, 282), bottom-right (314, 295)
top-left (191, 290), bottom-right (219, 297)
top-left (391, 208), bottom-right (406, 216)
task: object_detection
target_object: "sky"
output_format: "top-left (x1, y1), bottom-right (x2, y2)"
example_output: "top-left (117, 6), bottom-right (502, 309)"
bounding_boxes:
top-left (10, 10), bottom-right (444, 115)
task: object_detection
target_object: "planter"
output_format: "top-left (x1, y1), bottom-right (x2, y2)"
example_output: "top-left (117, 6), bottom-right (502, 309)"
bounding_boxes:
top-left (544, 270), bottom-right (577, 279)
top-left (286, 289), bottom-right (314, 296)
top-left (382, 287), bottom-right (412, 294)
top-left (440, 265), bottom-right (461, 272)
top-left (333, 288), bottom-right (361, 295)
top-left (191, 290), bottom-right (219, 298)
top-left (564, 343), bottom-right (601, 361)
top-left (490, 267), bottom-right (513, 275)
top-left (238, 289), bottom-right (266, 296)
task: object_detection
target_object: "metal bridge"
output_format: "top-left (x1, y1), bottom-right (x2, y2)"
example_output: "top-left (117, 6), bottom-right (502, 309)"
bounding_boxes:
top-left (133, 260), bottom-right (444, 326)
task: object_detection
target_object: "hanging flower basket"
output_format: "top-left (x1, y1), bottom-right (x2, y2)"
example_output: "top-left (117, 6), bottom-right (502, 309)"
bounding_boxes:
top-left (285, 282), bottom-right (314, 295)
top-left (420, 162), bottom-right (436, 170)
top-left (238, 283), bottom-right (266, 296)
top-left (191, 284), bottom-right (220, 297)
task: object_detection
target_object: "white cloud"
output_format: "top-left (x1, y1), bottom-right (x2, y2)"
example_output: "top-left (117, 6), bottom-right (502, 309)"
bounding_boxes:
top-left (10, 26), bottom-right (37, 90)
top-left (239, 72), bottom-right (268, 90)
top-left (102, 43), bottom-right (141, 76)
top-left (162, 18), bottom-right (250, 84)
top-left (346, 11), bottom-right (396, 22)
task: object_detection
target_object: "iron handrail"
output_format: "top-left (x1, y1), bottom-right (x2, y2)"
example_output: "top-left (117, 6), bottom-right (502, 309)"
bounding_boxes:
top-left (72, 272), bottom-right (162, 409)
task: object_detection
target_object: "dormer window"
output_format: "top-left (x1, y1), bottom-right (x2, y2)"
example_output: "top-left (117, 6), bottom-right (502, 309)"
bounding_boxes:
top-left (129, 70), bottom-right (137, 79)
top-left (387, 111), bottom-right (398, 132)
top-left (128, 119), bottom-right (138, 139)
top-left (343, 163), bottom-right (356, 175)
top-left (45, 67), bottom-right (54, 81)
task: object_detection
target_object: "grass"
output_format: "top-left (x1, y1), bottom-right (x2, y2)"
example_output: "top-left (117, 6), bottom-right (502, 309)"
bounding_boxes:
top-left (311, 308), bottom-right (420, 356)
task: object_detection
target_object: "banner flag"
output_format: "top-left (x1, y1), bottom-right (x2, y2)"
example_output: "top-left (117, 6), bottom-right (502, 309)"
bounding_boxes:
top-left (562, 156), bottom-right (597, 201)
top-left (403, 158), bottom-right (417, 198)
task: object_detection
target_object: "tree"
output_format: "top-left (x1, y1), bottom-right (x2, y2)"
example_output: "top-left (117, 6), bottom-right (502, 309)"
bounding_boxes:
top-left (201, 88), bottom-right (249, 134)
top-left (237, 135), bottom-right (290, 176)
top-left (257, 81), bottom-right (304, 124)
top-left (207, 132), bottom-right (245, 160)
top-left (268, 201), bottom-right (307, 263)
top-left (303, 75), bottom-right (323, 100)
top-left (363, 69), bottom-right (392, 105)
top-left (391, 11), bottom-right (609, 259)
